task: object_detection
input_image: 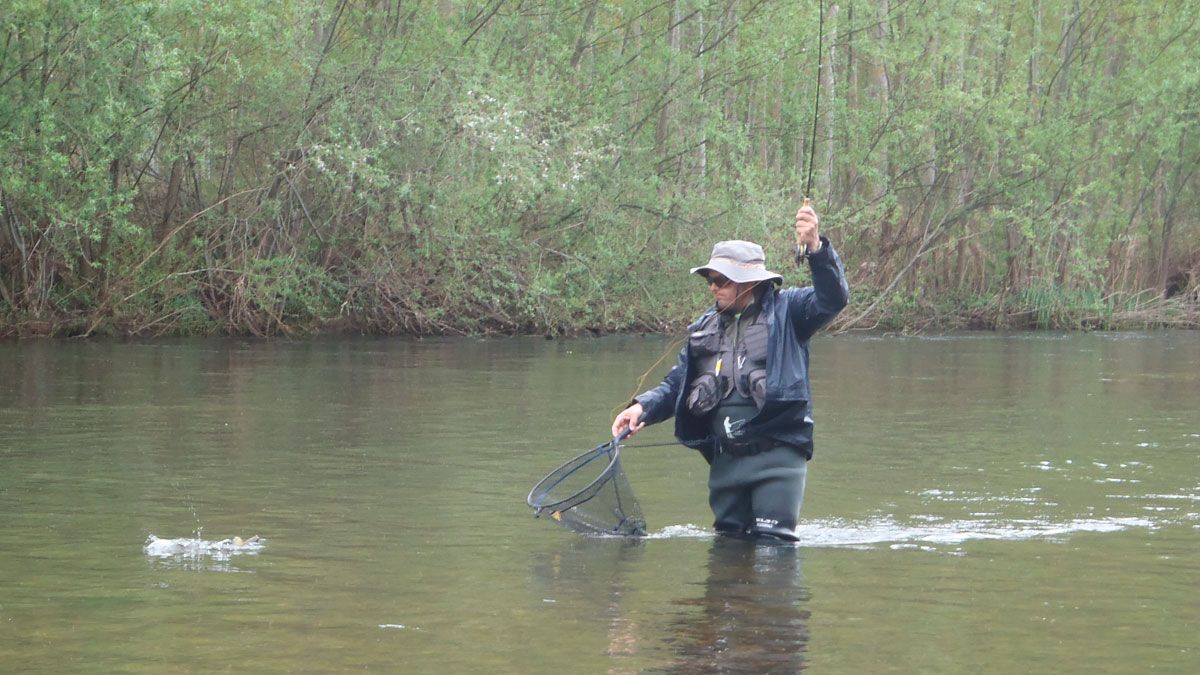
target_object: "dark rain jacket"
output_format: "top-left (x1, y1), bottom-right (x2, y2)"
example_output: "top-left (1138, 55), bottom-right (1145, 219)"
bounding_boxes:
top-left (634, 237), bottom-right (849, 463)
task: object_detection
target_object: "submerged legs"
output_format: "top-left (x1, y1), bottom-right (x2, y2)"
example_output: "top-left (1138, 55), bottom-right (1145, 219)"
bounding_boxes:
top-left (708, 446), bottom-right (808, 541)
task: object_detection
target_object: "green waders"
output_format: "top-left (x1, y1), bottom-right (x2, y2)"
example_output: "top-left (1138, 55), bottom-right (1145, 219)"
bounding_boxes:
top-left (707, 392), bottom-right (808, 541)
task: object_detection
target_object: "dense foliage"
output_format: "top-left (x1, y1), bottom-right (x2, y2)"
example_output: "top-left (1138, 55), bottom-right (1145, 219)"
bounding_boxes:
top-left (2, 1), bottom-right (1198, 336)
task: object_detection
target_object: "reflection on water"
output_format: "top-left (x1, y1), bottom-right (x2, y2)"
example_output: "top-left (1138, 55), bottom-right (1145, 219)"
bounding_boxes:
top-left (659, 537), bottom-right (810, 674)
top-left (527, 536), bottom-right (812, 674)
top-left (528, 537), bottom-right (649, 671)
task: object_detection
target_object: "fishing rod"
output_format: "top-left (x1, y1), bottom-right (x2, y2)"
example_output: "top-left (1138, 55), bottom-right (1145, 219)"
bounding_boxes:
top-left (799, 0), bottom-right (826, 256)
top-left (619, 0), bottom-right (828, 420)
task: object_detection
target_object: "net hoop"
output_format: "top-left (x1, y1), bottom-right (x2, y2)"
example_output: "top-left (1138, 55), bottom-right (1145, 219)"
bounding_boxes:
top-left (526, 434), bottom-right (624, 514)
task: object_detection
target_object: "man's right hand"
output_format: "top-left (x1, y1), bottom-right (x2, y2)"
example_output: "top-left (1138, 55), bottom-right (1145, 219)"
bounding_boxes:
top-left (794, 204), bottom-right (821, 254)
top-left (611, 403), bottom-right (646, 438)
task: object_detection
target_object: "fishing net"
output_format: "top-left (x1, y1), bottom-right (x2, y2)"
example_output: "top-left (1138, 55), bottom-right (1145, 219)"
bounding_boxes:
top-left (527, 431), bottom-right (647, 537)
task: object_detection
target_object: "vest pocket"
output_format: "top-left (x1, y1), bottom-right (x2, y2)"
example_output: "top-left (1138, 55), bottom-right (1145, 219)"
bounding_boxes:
top-left (688, 326), bottom-right (722, 356)
top-left (747, 368), bottom-right (768, 409)
top-left (686, 372), bottom-right (723, 416)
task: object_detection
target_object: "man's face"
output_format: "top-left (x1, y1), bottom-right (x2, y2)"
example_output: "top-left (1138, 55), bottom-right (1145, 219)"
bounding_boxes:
top-left (704, 273), bottom-right (755, 312)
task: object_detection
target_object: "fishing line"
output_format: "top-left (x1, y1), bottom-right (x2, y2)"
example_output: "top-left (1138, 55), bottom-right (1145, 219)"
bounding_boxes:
top-left (621, 1), bottom-right (827, 421)
top-left (616, 335), bottom-right (684, 420)
top-left (617, 279), bottom-right (762, 417)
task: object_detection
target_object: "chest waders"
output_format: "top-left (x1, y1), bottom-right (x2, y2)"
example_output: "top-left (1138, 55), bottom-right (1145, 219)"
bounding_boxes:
top-left (686, 301), bottom-right (809, 541)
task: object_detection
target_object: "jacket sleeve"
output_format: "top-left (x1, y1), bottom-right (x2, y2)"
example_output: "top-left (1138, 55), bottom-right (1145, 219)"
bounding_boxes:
top-left (632, 343), bottom-right (688, 426)
top-left (786, 236), bottom-right (850, 342)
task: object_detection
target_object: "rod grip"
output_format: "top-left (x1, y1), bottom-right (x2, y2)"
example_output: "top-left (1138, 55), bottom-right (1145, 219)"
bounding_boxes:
top-left (797, 197), bottom-right (811, 256)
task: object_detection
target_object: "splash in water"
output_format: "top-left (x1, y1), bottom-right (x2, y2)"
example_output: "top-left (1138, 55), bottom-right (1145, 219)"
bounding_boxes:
top-left (640, 514), bottom-right (1169, 551)
top-left (143, 534), bottom-right (265, 562)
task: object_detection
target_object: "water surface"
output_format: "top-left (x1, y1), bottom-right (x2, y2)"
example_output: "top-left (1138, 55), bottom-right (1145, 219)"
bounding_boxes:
top-left (1, 332), bottom-right (1197, 672)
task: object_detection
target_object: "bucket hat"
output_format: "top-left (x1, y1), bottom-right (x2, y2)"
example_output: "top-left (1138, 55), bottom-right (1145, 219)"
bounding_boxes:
top-left (689, 240), bottom-right (783, 284)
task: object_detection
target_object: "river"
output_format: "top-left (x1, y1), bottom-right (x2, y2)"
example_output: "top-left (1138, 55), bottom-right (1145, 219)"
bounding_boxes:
top-left (1, 332), bottom-right (1197, 672)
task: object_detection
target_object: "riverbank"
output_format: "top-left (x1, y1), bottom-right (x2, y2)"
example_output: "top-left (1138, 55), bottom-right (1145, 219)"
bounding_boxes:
top-left (3, 290), bottom-right (1196, 339)
top-left (5, 5), bottom-right (1199, 346)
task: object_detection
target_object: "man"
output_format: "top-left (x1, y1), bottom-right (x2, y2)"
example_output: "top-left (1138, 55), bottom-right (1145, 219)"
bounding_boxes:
top-left (611, 205), bottom-right (849, 541)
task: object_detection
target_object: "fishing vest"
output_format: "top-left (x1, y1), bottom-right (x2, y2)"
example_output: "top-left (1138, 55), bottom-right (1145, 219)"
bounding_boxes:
top-left (685, 304), bottom-right (770, 417)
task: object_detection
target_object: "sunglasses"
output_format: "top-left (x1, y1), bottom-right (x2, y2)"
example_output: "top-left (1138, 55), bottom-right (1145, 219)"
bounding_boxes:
top-left (705, 274), bottom-right (734, 289)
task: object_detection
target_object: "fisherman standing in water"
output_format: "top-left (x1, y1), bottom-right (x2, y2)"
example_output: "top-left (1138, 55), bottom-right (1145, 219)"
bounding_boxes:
top-left (611, 204), bottom-right (849, 541)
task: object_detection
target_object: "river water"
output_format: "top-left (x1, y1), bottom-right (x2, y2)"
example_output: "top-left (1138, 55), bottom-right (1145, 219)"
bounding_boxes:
top-left (1, 332), bottom-right (1197, 673)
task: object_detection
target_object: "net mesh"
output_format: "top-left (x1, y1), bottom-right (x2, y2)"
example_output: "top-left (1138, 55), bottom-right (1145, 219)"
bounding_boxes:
top-left (527, 435), bottom-right (646, 537)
